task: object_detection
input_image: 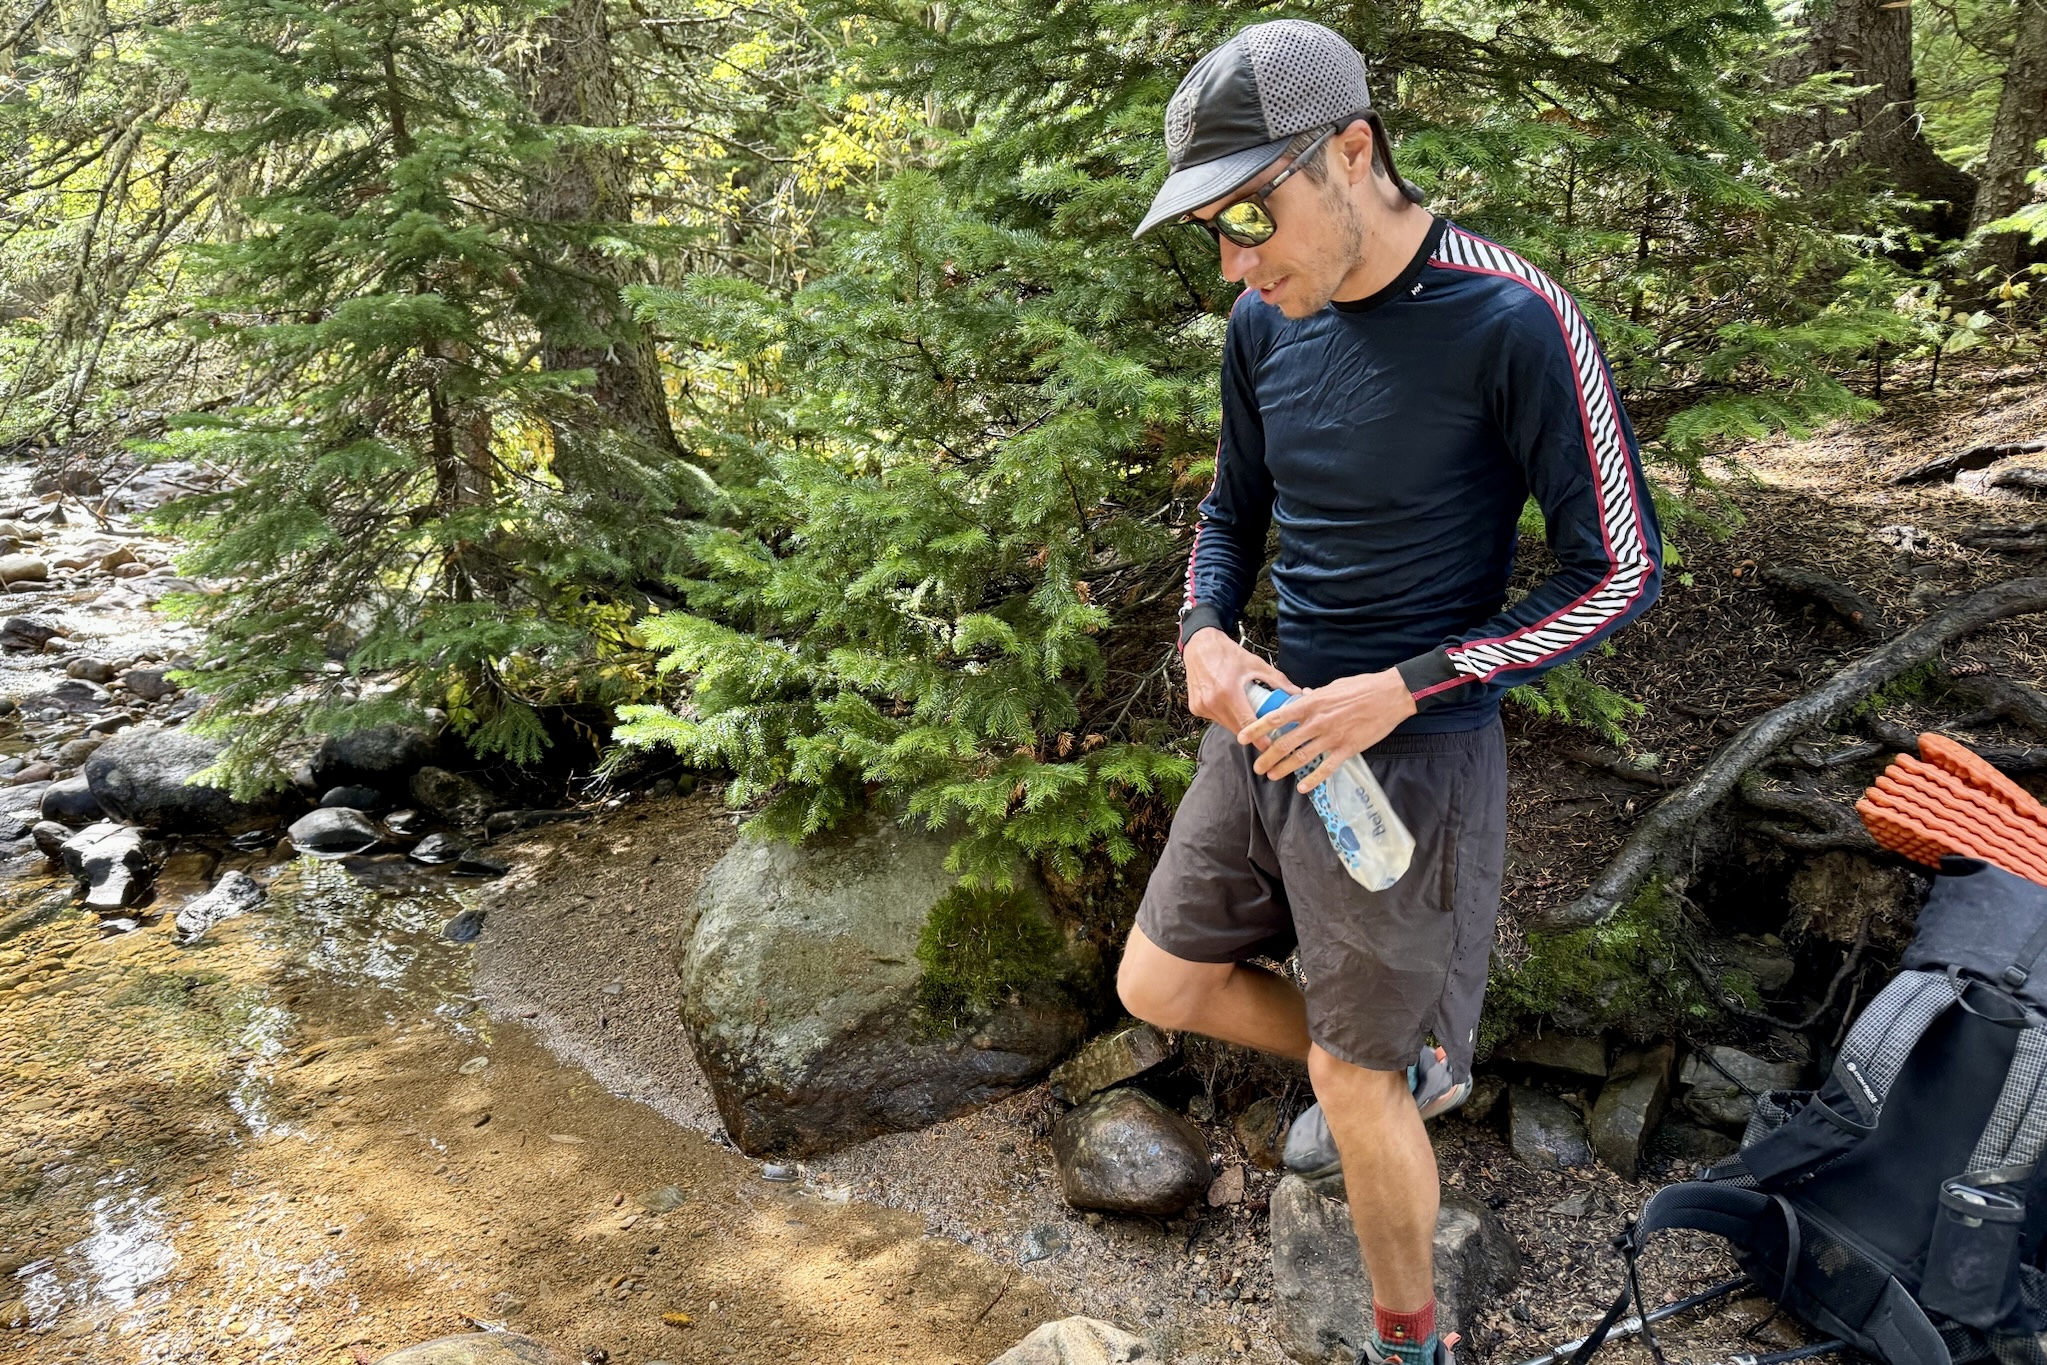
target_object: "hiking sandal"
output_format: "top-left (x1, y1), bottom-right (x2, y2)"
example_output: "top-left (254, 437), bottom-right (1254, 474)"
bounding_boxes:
top-left (1282, 1046), bottom-right (1472, 1179)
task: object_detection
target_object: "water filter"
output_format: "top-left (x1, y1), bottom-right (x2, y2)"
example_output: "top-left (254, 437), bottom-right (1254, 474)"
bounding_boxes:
top-left (1245, 680), bottom-right (1416, 891)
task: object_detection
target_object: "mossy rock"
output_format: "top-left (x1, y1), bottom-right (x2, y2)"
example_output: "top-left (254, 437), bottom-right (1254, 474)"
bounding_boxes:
top-left (677, 810), bottom-right (1093, 1158)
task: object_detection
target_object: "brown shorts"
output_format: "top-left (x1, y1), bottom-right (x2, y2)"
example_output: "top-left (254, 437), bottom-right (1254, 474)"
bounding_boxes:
top-left (1134, 720), bottom-right (1507, 1076)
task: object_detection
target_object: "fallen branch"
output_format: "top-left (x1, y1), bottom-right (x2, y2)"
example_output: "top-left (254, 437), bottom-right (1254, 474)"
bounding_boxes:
top-left (1758, 567), bottom-right (1884, 635)
top-left (1960, 523), bottom-right (2047, 553)
top-left (1891, 440), bottom-right (2046, 485)
top-left (1539, 577), bottom-right (2047, 932)
top-left (1943, 671), bottom-right (2047, 735)
top-left (1992, 467), bottom-right (2047, 496)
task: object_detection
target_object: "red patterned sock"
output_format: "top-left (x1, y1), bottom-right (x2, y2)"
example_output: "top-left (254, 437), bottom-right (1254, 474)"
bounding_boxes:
top-left (1374, 1299), bottom-right (1438, 1363)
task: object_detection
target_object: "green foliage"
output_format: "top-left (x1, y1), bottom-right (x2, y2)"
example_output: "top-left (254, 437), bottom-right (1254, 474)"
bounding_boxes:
top-left (914, 883), bottom-right (1070, 1031)
top-left (1483, 879), bottom-right (1710, 1050)
top-left (1506, 654), bottom-right (1645, 747)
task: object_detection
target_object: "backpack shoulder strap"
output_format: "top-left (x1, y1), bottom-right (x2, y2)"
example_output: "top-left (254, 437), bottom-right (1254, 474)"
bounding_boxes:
top-left (1968, 1021), bottom-right (2047, 1173)
top-left (1834, 970), bottom-right (1963, 1124)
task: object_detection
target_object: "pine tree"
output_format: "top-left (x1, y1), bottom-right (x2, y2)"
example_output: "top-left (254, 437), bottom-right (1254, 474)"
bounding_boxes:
top-left (616, 0), bottom-right (1900, 876)
top-left (142, 0), bottom-right (708, 790)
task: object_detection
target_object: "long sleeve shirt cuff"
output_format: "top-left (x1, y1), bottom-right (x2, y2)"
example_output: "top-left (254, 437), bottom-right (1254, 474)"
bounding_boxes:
top-left (1177, 605), bottom-right (1227, 652)
top-left (1395, 648), bottom-right (1465, 712)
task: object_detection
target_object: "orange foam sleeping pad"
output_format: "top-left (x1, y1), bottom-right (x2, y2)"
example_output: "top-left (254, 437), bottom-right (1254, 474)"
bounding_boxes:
top-left (1856, 733), bottom-right (2047, 886)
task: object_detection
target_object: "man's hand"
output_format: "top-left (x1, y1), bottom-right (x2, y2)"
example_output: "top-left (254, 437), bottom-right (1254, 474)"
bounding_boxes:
top-left (1235, 668), bottom-right (1418, 793)
top-left (1183, 628), bottom-right (1297, 737)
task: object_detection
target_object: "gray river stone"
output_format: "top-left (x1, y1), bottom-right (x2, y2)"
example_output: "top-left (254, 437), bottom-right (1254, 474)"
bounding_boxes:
top-left (59, 821), bottom-right (156, 909)
top-left (84, 727), bottom-right (276, 832)
top-left (678, 812), bottom-right (1092, 1158)
top-left (39, 775), bottom-right (103, 825)
top-left (408, 832), bottom-right (465, 864)
top-left (988, 1316), bottom-right (1154, 1364)
top-left (121, 668), bottom-right (178, 702)
top-left (1679, 1046), bottom-right (1805, 1130)
top-left (1052, 1087), bottom-right (1210, 1216)
top-left (1271, 1174), bottom-right (1520, 1364)
top-left (1496, 1032), bottom-right (1608, 1078)
top-left (1510, 1086), bottom-right (1594, 1170)
top-left (175, 870), bottom-right (267, 941)
top-left (319, 784), bottom-right (386, 811)
top-left (30, 820), bottom-right (69, 859)
top-left (0, 616), bottom-right (61, 651)
top-left (288, 807), bottom-right (383, 856)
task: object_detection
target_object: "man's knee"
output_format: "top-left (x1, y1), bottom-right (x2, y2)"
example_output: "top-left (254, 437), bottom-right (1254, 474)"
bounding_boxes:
top-left (1307, 1042), bottom-right (1409, 1100)
top-left (1117, 929), bottom-right (1222, 1030)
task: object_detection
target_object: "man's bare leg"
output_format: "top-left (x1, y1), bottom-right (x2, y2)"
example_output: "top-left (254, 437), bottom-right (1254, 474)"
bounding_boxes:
top-left (1309, 1043), bottom-right (1438, 1313)
top-left (1116, 925), bottom-right (1311, 1060)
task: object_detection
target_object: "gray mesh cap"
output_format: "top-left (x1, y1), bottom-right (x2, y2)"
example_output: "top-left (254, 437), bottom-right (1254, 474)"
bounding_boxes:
top-left (1134, 20), bottom-right (1377, 239)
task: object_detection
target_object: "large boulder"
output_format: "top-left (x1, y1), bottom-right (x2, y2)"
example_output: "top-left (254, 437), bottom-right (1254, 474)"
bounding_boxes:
top-left (310, 724), bottom-right (437, 792)
top-left (39, 775), bottom-right (103, 825)
top-left (1588, 1043), bottom-right (1674, 1179)
top-left (409, 766), bottom-right (500, 828)
top-left (1271, 1174), bottom-right (1520, 1364)
top-left (82, 728), bottom-right (278, 832)
top-left (678, 814), bottom-right (1094, 1158)
top-left (1052, 1088), bottom-right (1210, 1216)
top-left (1510, 1086), bottom-right (1594, 1170)
top-left (60, 822), bottom-right (158, 910)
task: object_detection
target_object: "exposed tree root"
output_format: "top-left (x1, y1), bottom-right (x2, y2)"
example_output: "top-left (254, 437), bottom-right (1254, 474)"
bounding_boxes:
top-left (1892, 440), bottom-right (2046, 484)
top-left (1759, 566), bottom-right (1885, 635)
top-left (1993, 467), bottom-right (2047, 496)
top-left (1960, 523), bottom-right (2047, 553)
top-left (1943, 670), bottom-right (2047, 734)
top-left (1560, 745), bottom-right (1680, 787)
top-left (1860, 714), bottom-right (2047, 772)
top-left (1539, 577), bottom-right (2047, 931)
top-left (1737, 769), bottom-right (1884, 853)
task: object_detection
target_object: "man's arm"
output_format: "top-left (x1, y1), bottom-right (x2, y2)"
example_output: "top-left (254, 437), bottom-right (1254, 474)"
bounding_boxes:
top-left (1250, 280), bottom-right (1661, 790)
top-left (1180, 300), bottom-right (1294, 734)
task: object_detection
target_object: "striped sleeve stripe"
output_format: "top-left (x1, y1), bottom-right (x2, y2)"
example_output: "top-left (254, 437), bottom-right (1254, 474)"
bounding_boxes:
top-left (1430, 227), bottom-right (1656, 682)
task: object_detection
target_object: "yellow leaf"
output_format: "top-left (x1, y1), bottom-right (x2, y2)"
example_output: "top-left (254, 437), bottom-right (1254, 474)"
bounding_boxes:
top-left (662, 1313), bottom-right (694, 1328)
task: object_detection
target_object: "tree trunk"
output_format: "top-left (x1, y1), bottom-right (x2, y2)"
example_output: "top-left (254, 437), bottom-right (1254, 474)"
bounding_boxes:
top-left (1970, 0), bottom-right (2047, 274)
top-left (525, 0), bottom-right (682, 464)
top-left (1766, 0), bottom-right (1978, 239)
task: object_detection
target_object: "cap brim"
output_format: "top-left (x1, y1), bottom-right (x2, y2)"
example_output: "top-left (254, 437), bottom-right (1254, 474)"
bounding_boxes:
top-left (1132, 136), bottom-right (1293, 239)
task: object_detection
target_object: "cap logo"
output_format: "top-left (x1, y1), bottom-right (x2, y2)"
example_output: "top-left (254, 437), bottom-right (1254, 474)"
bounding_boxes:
top-left (1165, 87), bottom-right (1199, 163)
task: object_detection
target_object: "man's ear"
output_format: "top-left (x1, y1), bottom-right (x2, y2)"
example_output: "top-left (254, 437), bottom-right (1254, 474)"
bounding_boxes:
top-left (1333, 118), bottom-right (1376, 186)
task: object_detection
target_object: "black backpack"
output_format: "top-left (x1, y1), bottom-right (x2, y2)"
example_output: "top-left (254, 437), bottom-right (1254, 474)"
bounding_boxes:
top-left (1577, 857), bottom-right (2047, 1365)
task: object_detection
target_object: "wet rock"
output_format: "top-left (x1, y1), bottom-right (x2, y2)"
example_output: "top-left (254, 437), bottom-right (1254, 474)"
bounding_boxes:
top-left (311, 723), bottom-right (436, 792)
top-left (0, 616), bottom-right (62, 651)
top-left (1049, 1021), bottom-right (1176, 1105)
top-left (1510, 1086), bottom-right (1594, 1170)
top-left (1717, 938), bottom-right (1797, 994)
top-left (319, 784), bottom-right (386, 811)
top-left (1052, 1087), bottom-right (1210, 1216)
top-left (121, 668), bottom-right (178, 702)
top-left (1018, 1224), bottom-right (1071, 1265)
top-left (64, 658), bottom-right (114, 684)
top-left (84, 727), bottom-right (280, 832)
top-left (679, 812), bottom-right (1092, 1157)
top-left (9, 761), bottom-right (55, 786)
top-left (167, 879), bottom-right (262, 945)
top-left (0, 555), bottom-right (47, 585)
top-left (1496, 1032), bottom-right (1608, 1078)
top-left (59, 821), bottom-right (157, 909)
top-left (373, 1334), bottom-right (573, 1365)
top-left (1272, 1175), bottom-right (1520, 1364)
top-left (30, 820), bottom-right (69, 859)
top-left (39, 776), bottom-right (103, 825)
top-left (410, 766), bottom-right (500, 827)
top-left (988, 1316), bottom-right (1153, 1364)
top-left (0, 816), bottom-right (29, 843)
top-left (288, 807), bottom-right (382, 856)
top-left (1207, 1163), bottom-right (1246, 1206)
top-left (482, 808), bottom-right (590, 839)
top-left (1679, 1046), bottom-right (1804, 1130)
top-left (53, 736), bottom-right (103, 769)
top-left (21, 678), bottom-right (111, 715)
top-left (451, 850), bottom-right (510, 878)
top-left (408, 832), bottom-right (465, 865)
top-left (442, 908), bottom-right (487, 942)
top-left (1588, 1043), bottom-right (1674, 1179)
top-left (1652, 1122), bottom-right (1740, 1168)
top-left (385, 808), bottom-right (425, 834)
top-left (1234, 1096), bottom-right (1291, 1170)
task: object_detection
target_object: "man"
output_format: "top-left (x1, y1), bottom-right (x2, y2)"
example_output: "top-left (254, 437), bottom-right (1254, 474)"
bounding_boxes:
top-left (1120, 20), bottom-right (1662, 1365)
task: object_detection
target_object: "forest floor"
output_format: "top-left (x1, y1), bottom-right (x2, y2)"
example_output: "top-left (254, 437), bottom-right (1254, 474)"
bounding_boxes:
top-left (6, 356), bottom-right (2047, 1365)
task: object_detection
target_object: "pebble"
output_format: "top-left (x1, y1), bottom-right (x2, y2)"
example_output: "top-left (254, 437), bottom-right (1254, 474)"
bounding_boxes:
top-left (760, 1163), bottom-right (798, 1183)
top-left (457, 1057), bottom-right (490, 1076)
top-left (441, 908), bottom-right (487, 942)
